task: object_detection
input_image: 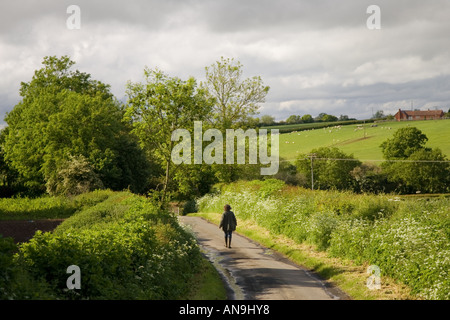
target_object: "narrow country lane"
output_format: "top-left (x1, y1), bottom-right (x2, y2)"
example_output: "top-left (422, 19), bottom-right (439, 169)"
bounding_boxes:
top-left (179, 216), bottom-right (348, 300)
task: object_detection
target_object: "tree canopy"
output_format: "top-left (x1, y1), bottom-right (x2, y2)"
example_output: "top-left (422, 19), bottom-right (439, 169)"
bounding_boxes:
top-left (380, 127), bottom-right (449, 193)
top-left (296, 147), bottom-right (361, 190)
top-left (125, 68), bottom-right (214, 202)
top-left (202, 57), bottom-right (269, 130)
top-left (3, 55), bottom-right (446, 198)
top-left (380, 127), bottom-right (429, 160)
top-left (3, 56), bottom-right (150, 195)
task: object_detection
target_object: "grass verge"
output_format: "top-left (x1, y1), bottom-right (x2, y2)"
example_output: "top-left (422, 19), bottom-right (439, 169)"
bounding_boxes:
top-left (189, 211), bottom-right (416, 300)
top-left (184, 257), bottom-right (228, 300)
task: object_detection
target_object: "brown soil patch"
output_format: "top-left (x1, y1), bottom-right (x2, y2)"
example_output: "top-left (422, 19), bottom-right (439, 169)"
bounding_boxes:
top-left (0, 219), bottom-right (65, 243)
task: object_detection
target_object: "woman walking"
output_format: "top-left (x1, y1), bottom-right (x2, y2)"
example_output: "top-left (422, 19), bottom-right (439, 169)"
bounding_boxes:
top-left (219, 204), bottom-right (237, 248)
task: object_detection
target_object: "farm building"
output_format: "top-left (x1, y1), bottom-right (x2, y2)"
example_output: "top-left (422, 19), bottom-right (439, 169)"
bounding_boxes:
top-left (394, 109), bottom-right (444, 121)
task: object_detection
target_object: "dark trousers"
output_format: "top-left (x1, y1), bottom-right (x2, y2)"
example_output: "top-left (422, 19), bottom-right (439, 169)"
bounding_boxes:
top-left (224, 231), bottom-right (232, 240)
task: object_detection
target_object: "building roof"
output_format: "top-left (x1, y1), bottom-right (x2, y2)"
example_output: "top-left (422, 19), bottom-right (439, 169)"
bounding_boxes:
top-left (397, 109), bottom-right (444, 116)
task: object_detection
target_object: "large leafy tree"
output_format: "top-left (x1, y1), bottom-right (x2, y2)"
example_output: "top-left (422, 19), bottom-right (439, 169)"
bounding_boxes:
top-left (3, 56), bottom-right (150, 195)
top-left (201, 57), bottom-right (270, 183)
top-left (125, 68), bottom-right (214, 203)
top-left (301, 114), bottom-right (314, 123)
top-left (0, 128), bottom-right (21, 196)
top-left (296, 147), bottom-right (361, 190)
top-left (286, 115), bottom-right (302, 124)
top-left (202, 57), bottom-right (270, 130)
top-left (380, 127), bottom-right (449, 193)
top-left (380, 127), bottom-right (429, 160)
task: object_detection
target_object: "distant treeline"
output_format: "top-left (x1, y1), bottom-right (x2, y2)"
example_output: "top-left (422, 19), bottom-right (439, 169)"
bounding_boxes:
top-left (260, 118), bottom-right (377, 134)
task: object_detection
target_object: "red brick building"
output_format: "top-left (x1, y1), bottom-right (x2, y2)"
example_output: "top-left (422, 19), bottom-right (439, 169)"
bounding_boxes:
top-left (394, 109), bottom-right (444, 121)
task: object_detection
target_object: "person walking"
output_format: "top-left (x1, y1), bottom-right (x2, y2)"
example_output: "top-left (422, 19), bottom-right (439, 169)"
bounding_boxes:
top-left (219, 204), bottom-right (237, 248)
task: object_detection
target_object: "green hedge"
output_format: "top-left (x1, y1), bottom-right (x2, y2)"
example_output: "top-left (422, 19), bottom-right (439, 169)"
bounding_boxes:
top-left (1, 191), bottom-right (202, 300)
top-left (197, 179), bottom-right (450, 299)
top-left (0, 189), bottom-right (112, 220)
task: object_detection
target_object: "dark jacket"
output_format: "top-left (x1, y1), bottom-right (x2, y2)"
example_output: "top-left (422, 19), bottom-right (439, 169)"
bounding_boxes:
top-left (219, 210), bottom-right (237, 232)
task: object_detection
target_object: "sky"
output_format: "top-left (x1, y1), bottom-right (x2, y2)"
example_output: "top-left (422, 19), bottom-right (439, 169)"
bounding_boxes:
top-left (1, 0), bottom-right (450, 127)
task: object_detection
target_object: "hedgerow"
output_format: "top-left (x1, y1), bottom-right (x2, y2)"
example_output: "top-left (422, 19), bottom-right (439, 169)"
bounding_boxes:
top-left (197, 179), bottom-right (450, 299)
top-left (0, 189), bottom-right (112, 220)
top-left (1, 191), bottom-right (202, 300)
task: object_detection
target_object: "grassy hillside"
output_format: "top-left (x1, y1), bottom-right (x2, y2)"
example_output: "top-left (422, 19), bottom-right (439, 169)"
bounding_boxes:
top-left (279, 119), bottom-right (450, 162)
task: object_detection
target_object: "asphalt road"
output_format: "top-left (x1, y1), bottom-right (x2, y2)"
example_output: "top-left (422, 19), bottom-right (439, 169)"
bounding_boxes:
top-left (179, 216), bottom-right (348, 300)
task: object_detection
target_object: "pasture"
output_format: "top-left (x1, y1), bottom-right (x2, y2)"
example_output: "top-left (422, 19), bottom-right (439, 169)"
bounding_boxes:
top-left (278, 119), bottom-right (450, 162)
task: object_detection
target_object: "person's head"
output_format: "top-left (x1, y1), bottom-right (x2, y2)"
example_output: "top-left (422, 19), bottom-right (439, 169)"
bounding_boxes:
top-left (224, 204), bottom-right (231, 211)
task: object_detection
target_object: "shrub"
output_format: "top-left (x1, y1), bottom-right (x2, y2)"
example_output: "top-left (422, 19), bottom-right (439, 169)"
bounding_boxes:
top-left (296, 147), bottom-right (361, 190)
top-left (197, 179), bottom-right (450, 299)
top-left (0, 236), bottom-right (16, 299)
top-left (9, 192), bottom-right (202, 299)
top-left (182, 199), bottom-right (198, 215)
top-left (308, 211), bottom-right (339, 251)
top-left (46, 155), bottom-right (104, 196)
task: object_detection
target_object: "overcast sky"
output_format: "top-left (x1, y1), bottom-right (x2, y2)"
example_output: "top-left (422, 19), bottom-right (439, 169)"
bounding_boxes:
top-left (1, 0), bottom-right (450, 126)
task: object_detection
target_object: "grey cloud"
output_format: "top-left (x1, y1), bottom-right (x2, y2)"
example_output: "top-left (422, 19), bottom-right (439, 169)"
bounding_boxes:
top-left (192, 0), bottom-right (450, 33)
top-left (1, 0), bottom-right (450, 124)
top-left (0, 0), bottom-right (194, 42)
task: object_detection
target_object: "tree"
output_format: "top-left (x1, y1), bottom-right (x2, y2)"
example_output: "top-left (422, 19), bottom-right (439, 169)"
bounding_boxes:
top-left (260, 115), bottom-right (275, 126)
top-left (301, 114), bottom-right (314, 123)
top-left (296, 147), bottom-right (361, 190)
top-left (380, 127), bottom-right (428, 160)
top-left (172, 163), bottom-right (217, 200)
top-left (0, 128), bottom-right (10, 186)
top-left (372, 110), bottom-right (385, 119)
top-left (351, 163), bottom-right (393, 194)
top-left (0, 128), bottom-right (20, 196)
top-left (315, 113), bottom-right (327, 122)
top-left (380, 127), bottom-right (449, 193)
top-left (125, 68), bottom-right (214, 203)
top-left (386, 114), bottom-right (395, 120)
top-left (382, 148), bottom-right (449, 193)
top-left (286, 115), bottom-right (302, 124)
top-left (3, 56), bottom-right (149, 195)
top-left (321, 114), bottom-right (338, 122)
top-left (273, 158), bottom-right (306, 186)
top-left (315, 113), bottom-right (338, 122)
top-left (202, 57), bottom-right (270, 130)
top-left (201, 57), bottom-right (270, 183)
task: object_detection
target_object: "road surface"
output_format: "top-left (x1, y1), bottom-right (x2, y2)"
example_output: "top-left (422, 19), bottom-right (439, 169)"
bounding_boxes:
top-left (179, 216), bottom-right (348, 300)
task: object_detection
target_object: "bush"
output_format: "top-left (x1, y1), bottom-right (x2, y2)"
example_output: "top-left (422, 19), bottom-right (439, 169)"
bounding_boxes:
top-left (308, 211), bottom-right (338, 251)
top-left (0, 189), bottom-right (114, 220)
top-left (46, 155), bottom-right (104, 196)
top-left (328, 218), bottom-right (372, 264)
top-left (296, 147), bottom-right (361, 190)
top-left (182, 199), bottom-right (198, 215)
top-left (197, 180), bottom-right (450, 299)
top-left (7, 191), bottom-right (202, 299)
top-left (0, 236), bottom-right (16, 299)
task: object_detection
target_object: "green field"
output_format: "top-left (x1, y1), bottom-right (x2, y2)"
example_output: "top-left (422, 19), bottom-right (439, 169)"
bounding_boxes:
top-left (279, 119), bottom-right (450, 162)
